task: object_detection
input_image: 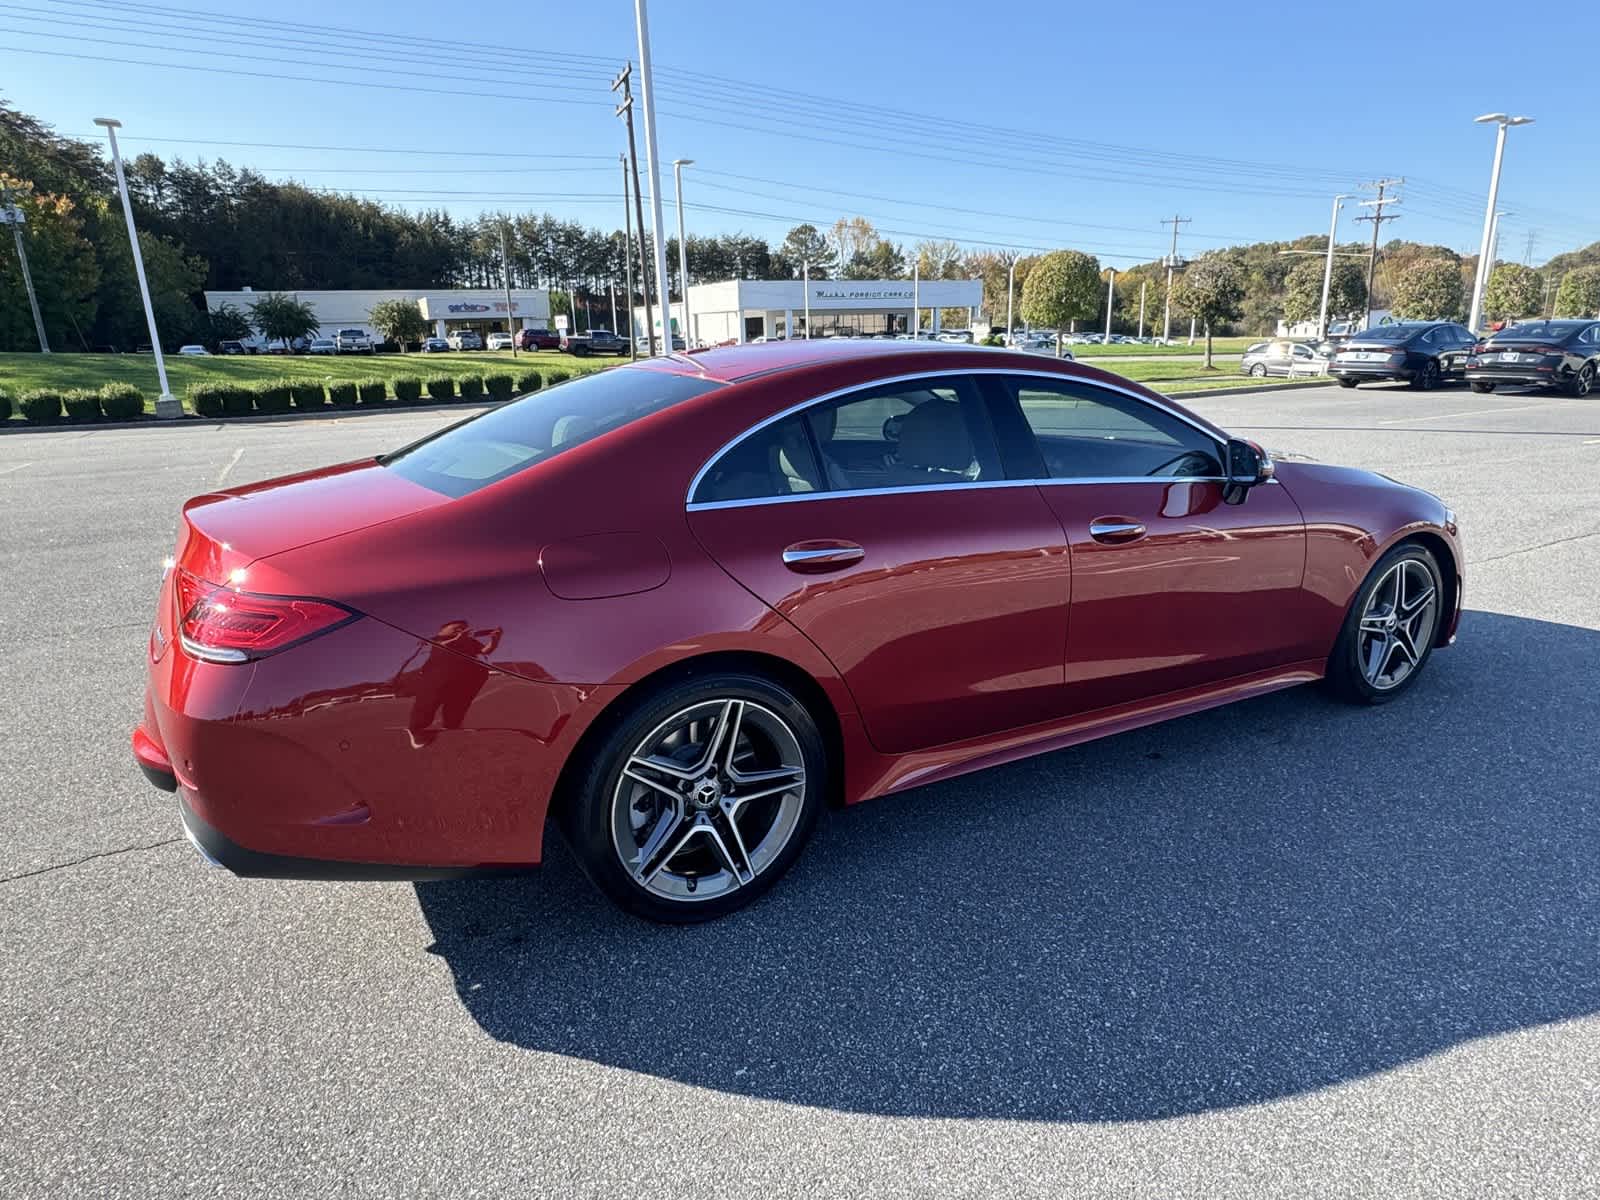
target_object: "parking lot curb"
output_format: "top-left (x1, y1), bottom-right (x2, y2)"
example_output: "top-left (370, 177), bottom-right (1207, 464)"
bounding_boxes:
top-left (1162, 379), bottom-right (1329, 401)
top-left (0, 399), bottom-right (501, 436)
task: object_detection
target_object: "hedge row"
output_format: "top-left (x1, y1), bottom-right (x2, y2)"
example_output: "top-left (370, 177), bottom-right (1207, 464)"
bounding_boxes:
top-left (4, 372), bottom-right (568, 425)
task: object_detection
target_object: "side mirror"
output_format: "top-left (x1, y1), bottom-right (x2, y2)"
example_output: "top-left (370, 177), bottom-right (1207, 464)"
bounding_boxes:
top-left (1223, 438), bottom-right (1274, 505)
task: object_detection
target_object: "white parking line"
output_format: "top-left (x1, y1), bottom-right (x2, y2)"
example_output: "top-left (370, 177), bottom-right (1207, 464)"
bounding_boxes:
top-left (215, 448), bottom-right (243, 485)
top-left (1379, 404), bottom-right (1544, 425)
top-left (0, 461), bottom-right (35, 475)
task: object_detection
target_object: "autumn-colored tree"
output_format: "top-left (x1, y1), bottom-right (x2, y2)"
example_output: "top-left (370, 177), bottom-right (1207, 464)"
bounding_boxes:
top-left (1553, 266), bottom-right (1600, 318)
top-left (1389, 258), bottom-right (1464, 321)
top-left (1482, 263), bottom-right (1544, 321)
top-left (1019, 250), bottom-right (1101, 346)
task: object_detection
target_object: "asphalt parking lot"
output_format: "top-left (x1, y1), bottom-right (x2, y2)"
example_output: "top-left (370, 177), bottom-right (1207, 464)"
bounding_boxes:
top-left (3, 380), bottom-right (1598, 1198)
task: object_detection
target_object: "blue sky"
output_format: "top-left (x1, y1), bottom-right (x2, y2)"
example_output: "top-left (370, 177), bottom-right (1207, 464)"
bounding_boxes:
top-left (3, 0), bottom-right (1596, 267)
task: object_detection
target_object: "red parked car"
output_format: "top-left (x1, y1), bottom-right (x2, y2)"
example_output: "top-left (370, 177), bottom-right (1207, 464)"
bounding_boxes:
top-left (134, 342), bottom-right (1462, 921)
top-left (516, 328), bottom-right (560, 351)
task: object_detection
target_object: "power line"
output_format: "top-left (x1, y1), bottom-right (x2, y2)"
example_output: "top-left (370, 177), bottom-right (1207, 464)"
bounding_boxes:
top-left (1354, 179), bottom-right (1403, 326)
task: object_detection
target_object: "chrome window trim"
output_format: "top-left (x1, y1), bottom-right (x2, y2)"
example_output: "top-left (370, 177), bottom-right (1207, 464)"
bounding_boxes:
top-left (687, 475), bottom-right (1230, 513)
top-left (684, 366), bottom-right (1229, 509)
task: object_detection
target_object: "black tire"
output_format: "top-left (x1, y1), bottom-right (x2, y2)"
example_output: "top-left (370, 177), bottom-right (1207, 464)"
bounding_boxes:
top-left (559, 672), bottom-right (826, 922)
top-left (1568, 363), bottom-right (1595, 398)
top-left (1470, 381), bottom-right (1496, 394)
top-left (1410, 358), bottom-right (1441, 390)
top-left (1337, 377), bottom-right (1359, 389)
top-left (1324, 542), bottom-right (1445, 705)
top-left (1249, 362), bottom-right (1267, 378)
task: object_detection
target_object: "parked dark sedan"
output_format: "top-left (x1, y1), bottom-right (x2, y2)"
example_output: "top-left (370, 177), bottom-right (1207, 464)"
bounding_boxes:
top-left (1465, 319), bottom-right (1600, 396)
top-left (1329, 322), bottom-right (1477, 389)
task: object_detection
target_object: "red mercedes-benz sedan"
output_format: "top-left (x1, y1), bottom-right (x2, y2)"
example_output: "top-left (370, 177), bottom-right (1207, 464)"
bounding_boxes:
top-left (134, 342), bottom-right (1462, 920)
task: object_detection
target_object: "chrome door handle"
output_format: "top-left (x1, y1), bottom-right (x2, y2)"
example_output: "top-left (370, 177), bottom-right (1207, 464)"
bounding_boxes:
top-left (782, 542), bottom-right (865, 572)
top-left (1088, 519), bottom-right (1147, 545)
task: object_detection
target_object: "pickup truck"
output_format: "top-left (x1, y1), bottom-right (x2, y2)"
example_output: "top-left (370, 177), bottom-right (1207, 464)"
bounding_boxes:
top-left (334, 328), bottom-right (375, 355)
top-left (560, 328), bottom-right (629, 357)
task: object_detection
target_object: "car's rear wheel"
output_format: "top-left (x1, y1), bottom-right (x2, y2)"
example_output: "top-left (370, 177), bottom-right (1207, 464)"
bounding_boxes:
top-left (1470, 381), bottom-right (1496, 393)
top-left (1337, 377), bottom-right (1359, 388)
top-left (562, 673), bottom-right (825, 922)
top-left (1568, 363), bottom-right (1595, 398)
top-left (1325, 542), bottom-right (1444, 705)
top-left (1410, 359), bottom-right (1441, 390)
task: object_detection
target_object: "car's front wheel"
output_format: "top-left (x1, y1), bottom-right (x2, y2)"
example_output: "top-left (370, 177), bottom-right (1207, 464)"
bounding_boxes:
top-left (562, 673), bottom-right (826, 922)
top-left (1325, 542), bottom-right (1445, 705)
top-left (1249, 363), bottom-right (1267, 377)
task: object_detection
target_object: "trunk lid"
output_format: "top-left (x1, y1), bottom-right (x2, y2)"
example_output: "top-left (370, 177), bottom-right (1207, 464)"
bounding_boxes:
top-left (176, 458), bottom-right (450, 582)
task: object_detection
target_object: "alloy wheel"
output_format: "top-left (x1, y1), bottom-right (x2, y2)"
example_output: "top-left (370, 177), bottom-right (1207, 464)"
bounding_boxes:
top-left (610, 698), bottom-right (807, 903)
top-left (1357, 559), bottom-right (1440, 690)
top-left (1575, 365), bottom-right (1595, 397)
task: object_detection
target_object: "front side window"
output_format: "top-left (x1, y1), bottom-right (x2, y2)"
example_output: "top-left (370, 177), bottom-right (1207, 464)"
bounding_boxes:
top-left (385, 367), bottom-right (721, 498)
top-left (1000, 377), bottom-right (1222, 480)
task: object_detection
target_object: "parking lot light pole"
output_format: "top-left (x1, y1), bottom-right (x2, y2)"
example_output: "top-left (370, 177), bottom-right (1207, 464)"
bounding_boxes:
top-left (95, 117), bottom-right (178, 418)
top-left (672, 159), bottom-right (693, 349)
top-left (1006, 255), bottom-right (1019, 341)
top-left (499, 222), bottom-right (517, 359)
top-left (1318, 194), bottom-right (1351, 340)
top-left (1104, 269), bottom-right (1116, 341)
top-left (1467, 113), bottom-right (1533, 335)
top-left (802, 260), bottom-right (810, 339)
top-left (1137, 281), bottom-right (1147, 339)
top-left (912, 260), bottom-right (920, 336)
top-left (631, 0), bottom-right (672, 354)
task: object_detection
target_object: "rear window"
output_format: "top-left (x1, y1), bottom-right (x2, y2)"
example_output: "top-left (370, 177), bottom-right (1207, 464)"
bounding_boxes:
top-left (1350, 325), bottom-right (1423, 342)
top-left (1488, 320), bottom-right (1587, 342)
top-left (381, 367), bottom-right (721, 498)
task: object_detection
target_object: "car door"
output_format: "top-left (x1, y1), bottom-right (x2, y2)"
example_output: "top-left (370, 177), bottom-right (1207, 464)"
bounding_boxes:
top-left (687, 374), bottom-right (1073, 755)
top-left (1439, 325), bottom-right (1474, 378)
top-left (981, 373), bottom-right (1312, 713)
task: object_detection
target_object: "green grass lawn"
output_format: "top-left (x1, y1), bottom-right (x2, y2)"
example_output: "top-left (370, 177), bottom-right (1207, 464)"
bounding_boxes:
top-left (1094, 358), bottom-right (1326, 395)
top-left (0, 350), bottom-right (611, 417)
top-left (1071, 336), bottom-right (1257, 358)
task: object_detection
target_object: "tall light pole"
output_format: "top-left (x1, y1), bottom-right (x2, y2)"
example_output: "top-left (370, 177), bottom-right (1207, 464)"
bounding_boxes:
top-left (499, 221), bottom-right (517, 359)
top-left (95, 117), bottom-right (178, 417)
top-left (802, 260), bottom-right (811, 339)
top-left (672, 158), bottom-right (694, 349)
top-left (912, 258), bottom-right (921, 336)
top-left (1317, 193), bottom-right (1351, 340)
top-left (618, 153), bottom-right (637, 361)
top-left (1137, 280), bottom-right (1147, 339)
top-left (1006, 255), bottom-right (1019, 342)
top-left (1104, 268), bottom-right (1116, 341)
top-left (1467, 113), bottom-right (1534, 335)
top-left (631, 0), bottom-right (671, 354)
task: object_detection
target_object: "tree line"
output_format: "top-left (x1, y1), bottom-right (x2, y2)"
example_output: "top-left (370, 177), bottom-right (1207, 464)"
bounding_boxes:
top-left (4, 98), bottom-right (1598, 354)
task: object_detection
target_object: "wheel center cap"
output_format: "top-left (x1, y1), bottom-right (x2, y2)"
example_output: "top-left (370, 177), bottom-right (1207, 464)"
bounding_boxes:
top-left (688, 776), bottom-right (723, 811)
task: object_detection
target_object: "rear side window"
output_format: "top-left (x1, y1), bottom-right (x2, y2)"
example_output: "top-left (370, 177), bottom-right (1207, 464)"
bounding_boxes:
top-left (384, 367), bottom-right (721, 498)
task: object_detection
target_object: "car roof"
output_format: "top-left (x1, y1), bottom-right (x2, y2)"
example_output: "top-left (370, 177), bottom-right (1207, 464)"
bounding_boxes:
top-left (652, 337), bottom-right (988, 383)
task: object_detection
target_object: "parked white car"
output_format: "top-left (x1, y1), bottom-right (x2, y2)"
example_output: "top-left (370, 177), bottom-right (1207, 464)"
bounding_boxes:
top-left (485, 332), bottom-right (514, 351)
top-left (177, 345), bottom-right (209, 355)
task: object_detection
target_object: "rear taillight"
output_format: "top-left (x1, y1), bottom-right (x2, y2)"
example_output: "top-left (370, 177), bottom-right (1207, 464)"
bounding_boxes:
top-left (175, 569), bottom-right (357, 663)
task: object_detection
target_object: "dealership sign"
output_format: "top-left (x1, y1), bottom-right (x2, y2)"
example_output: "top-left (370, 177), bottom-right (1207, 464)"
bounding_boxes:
top-left (447, 303), bottom-right (493, 313)
top-left (810, 284), bottom-right (915, 304)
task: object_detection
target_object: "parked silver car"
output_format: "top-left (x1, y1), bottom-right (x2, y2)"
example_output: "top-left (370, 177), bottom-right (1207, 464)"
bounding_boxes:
top-left (1242, 339), bottom-right (1328, 378)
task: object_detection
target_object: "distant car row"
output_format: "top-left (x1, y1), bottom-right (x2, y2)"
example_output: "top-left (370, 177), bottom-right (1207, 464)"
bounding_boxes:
top-left (1242, 319), bottom-right (1600, 394)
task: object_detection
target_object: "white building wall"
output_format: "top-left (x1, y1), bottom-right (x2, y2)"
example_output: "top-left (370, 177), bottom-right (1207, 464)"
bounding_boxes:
top-left (204, 287), bottom-right (551, 342)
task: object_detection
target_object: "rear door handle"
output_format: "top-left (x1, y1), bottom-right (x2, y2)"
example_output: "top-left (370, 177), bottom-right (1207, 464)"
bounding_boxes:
top-left (782, 540), bottom-right (865, 573)
top-left (1088, 518), bottom-right (1147, 545)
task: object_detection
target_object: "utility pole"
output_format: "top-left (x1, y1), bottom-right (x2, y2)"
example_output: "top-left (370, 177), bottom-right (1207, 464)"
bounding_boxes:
top-left (612, 66), bottom-right (654, 355)
top-left (1160, 215), bottom-right (1189, 342)
top-left (499, 222), bottom-right (517, 359)
top-left (1354, 179), bottom-right (1403, 330)
top-left (1104, 269), bottom-right (1116, 341)
top-left (609, 282), bottom-right (618, 334)
top-left (0, 181), bottom-right (49, 353)
top-left (618, 154), bottom-right (637, 361)
top-left (1137, 280), bottom-right (1147, 339)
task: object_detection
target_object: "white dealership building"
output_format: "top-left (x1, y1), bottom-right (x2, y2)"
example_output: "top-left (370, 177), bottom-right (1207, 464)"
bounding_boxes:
top-left (203, 286), bottom-right (552, 343)
top-left (630, 278), bottom-right (984, 346)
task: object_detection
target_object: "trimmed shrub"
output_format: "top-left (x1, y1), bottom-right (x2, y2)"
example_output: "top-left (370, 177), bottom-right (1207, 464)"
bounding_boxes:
top-left (188, 382), bottom-right (226, 418)
top-left (483, 372), bottom-right (515, 401)
top-left (0, 389), bottom-right (11, 421)
top-left (21, 389), bottom-right (64, 423)
top-left (63, 388), bottom-right (103, 420)
top-left (357, 378), bottom-right (388, 406)
top-left (392, 376), bottom-right (423, 404)
top-left (458, 374), bottom-right (486, 400)
top-left (328, 381), bottom-right (358, 408)
top-left (544, 370), bottom-right (570, 386)
top-left (254, 381), bottom-right (293, 414)
top-left (289, 380), bottom-right (325, 409)
top-left (221, 386), bottom-right (253, 417)
top-left (514, 370), bottom-right (542, 394)
top-left (99, 381), bottom-right (144, 420)
top-left (425, 375), bottom-right (455, 401)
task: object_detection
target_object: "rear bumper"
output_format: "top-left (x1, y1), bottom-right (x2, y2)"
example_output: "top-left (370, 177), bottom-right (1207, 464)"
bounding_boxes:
top-left (1331, 363), bottom-right (1410, 382)
top-left (1464, 364), bottom-right (1557, 386)
top-left (175, 791), bottom-right (522, 880)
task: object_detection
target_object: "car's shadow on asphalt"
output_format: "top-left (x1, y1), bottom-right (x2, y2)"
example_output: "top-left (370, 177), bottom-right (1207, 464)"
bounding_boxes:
top-left (415, 611), bottom-right (1600, 1121)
